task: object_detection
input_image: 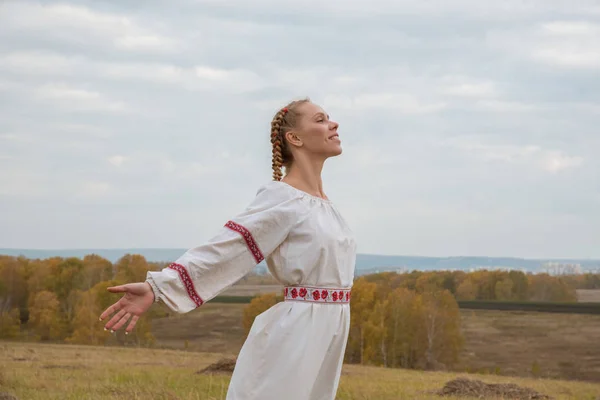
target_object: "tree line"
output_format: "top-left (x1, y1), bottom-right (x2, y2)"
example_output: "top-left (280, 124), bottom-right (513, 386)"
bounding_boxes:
top-left (1, 253), bottom-right (597, 362)
top-left (0, 254), bottom-right (164, 344)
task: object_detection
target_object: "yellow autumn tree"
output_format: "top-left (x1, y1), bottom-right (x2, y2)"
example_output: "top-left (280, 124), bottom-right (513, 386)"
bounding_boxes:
top-left (363, 297), bottom-right (390, 366)
top-left (26, 258), bottom-right (53, 294)
top-left (528, 273), bottom-right (577, 302)
top-left (508, 270), bottom-right (529, 300)
top-left (0, 308), bottom-right (21, 339)
top-left (420, 289), bottom-right (463, 369)
top-left (28, 290), bottom-right (64, 341)
top-left (415, 272), bottom-right (445, 293)
top-left (114, 254), bottom-right (149, 284)
top-left (456, 277), bottom-right (477, 300)
top-left (495, 277), bottom-right (514, 300)
top-left (81, 254), bottom-right (114, 290)
top-left (242, 292), bottom-right (281, 335)
top-left (347, 277), bottom-right (378, 364)
top-left (67, 289), bottom-right (110, 345)
top-left (384, 287), bottom-right (425, 369)
top-left (0, 256), bottom-right (28, 319)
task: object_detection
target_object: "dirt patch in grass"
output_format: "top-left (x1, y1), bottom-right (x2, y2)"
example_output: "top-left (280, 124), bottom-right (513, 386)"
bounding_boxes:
top-left (437, 377), bottom-right (553, 399)
top-left (41, 364), bottom-right (88, 370)
top-left (196, 357), bottom-right (237, 375)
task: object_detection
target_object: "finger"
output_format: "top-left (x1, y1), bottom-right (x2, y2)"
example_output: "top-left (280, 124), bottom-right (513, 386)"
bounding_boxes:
top-left (125, 315), bottom-right (140, 335)
top-left (104, 309), bottom-right (127, 332)
top-left (112, 312), bottom-right (132, 332)
top-left (99, 301), bottom-right (122, 321)
top-left (107, 285), bottom-right (128, 293)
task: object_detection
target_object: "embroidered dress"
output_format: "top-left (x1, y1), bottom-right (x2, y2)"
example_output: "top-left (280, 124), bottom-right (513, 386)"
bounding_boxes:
top-left (146, 181), bottom-right (357, 400)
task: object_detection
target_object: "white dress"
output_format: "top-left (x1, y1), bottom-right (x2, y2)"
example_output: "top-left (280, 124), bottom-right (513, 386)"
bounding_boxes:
top-left (146, 180), bottom-right (357, 400)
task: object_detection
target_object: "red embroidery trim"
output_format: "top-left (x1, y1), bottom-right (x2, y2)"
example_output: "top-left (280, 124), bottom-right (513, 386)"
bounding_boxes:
top-left (224, 220), bottom-right (264, 264)
top-left (167, 263), bottom-right (203, 307)
top-left (283, 286), bottom-right (351, 303)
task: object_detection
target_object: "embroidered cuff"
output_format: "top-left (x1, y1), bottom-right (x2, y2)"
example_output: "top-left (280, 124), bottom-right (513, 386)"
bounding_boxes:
top-left (146, 277), bottom-right (161, 303)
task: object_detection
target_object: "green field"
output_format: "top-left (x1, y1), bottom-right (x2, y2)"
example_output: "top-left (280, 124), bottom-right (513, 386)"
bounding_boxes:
top-left (3, 342), bottom-right (600, 399)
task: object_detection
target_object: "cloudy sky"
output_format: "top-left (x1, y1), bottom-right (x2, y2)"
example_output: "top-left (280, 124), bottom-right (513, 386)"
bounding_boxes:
top-left (1, 0), bottom-right (599, 259)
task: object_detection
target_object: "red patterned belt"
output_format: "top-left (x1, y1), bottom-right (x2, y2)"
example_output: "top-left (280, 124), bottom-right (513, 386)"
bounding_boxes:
top-left (283, 285), bottom-right (351, 304)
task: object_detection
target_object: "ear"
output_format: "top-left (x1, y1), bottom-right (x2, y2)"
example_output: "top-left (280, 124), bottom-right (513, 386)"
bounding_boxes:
top-left (284, 130), bottom-right (303, 148)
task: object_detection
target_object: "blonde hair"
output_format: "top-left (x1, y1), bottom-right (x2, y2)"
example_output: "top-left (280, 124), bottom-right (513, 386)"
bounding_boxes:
top-left (270, 98), bottom-right (310, 181)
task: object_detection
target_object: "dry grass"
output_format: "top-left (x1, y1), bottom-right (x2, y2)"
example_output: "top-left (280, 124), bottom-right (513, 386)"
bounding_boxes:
top-left (577, 289), bottom-right (600, 303)
top-left (458, 310), bottom-right (600, 381)
top-left (220, 284), bottom-right (282, 297)
top-left (152, 303), bottom-right (246, 355)
top-left (150, 304), bottom-right (600, 382)
top-left (2, 342), bottom-right (599, 400)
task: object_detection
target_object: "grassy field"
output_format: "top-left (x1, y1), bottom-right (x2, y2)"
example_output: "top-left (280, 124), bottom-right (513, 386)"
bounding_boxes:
top-left (221, 284), bottom-right (282, 297)
top-left (457, 310), bottom-right (600, 381)
top-left (577, 289), bottom-right (600, 303)
top-left (150, 302), bottom-right (600, 382)
top-left (3, 341), bottom-right (600, 399)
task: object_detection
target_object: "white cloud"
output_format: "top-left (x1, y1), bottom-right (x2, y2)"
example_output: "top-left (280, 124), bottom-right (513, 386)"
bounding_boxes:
top-left (0, 51), bottom-right (80, 75)
top-left (108, 155), bottom-right (128, 167)
top-left (476, 100), bottom-right (540, 113)
top-left (533, 48), bottom-right (600, 69)
top-left (0, 2), bottom-right (181, 54)
top-left (488, 20), bottom-right (600, 69)
top-left (183, 0), bottom-right (598, 19)
top-left (541, 151), bottom-right (584, 173)
top-left (532, 22), bottom-right (600, 68)
top-left (0, 133), bottom-right (34, 143)
top-left (78, 182), bottom-right (112, 197)
top-left (53, 124), bottom-right (113, 139)
top-left (103, 63), bottom-right (188, 84)
top-left (441, 139), bottom-right (584, 173)
top-left (540, 21), bottom-right (600, 36)
top-left (441, 82), bottom-right (497, 98)
top-left (0, 51), bottom-right (264, 93)
top-left (326, 93), bottom-right (446, 114)
top-left (33, 83), bottom-right (132, 114)
top-left (114, 35), bottom-right (176, 52)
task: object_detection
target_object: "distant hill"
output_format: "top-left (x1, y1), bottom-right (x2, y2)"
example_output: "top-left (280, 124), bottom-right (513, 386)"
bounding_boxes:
top-left (2, 248), bottom-right (599, 275)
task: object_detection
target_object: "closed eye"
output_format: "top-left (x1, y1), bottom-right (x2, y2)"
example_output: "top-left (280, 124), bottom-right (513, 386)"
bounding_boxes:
top-left (313, 112), bottom-right (329, 123)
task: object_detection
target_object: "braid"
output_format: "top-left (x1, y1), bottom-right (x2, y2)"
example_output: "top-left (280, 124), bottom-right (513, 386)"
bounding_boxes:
top-left (269, 98), bottom-right (310, 181)
top-left (271, 110), bottom-right (286, 181)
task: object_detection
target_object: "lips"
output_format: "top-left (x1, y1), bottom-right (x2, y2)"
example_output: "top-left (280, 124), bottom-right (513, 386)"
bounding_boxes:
top-left (329, 133), bottom-right (339, 140)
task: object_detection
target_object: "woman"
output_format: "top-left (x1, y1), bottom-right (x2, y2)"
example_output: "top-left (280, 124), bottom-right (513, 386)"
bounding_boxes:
top-left (99, 98), bottom-right (357, 400)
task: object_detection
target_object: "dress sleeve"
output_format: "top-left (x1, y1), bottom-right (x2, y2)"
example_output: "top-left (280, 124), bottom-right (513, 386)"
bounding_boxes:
top-left (145, 183), bottom-right (306, 313)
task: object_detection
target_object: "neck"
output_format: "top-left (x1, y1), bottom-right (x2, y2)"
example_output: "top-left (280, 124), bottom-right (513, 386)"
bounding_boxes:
top-left (282, 154), bottom-right (327, 199)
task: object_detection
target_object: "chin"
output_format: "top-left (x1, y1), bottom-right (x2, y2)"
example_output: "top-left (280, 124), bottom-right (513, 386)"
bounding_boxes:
top-left (328, 146), bottom-right (343, 158)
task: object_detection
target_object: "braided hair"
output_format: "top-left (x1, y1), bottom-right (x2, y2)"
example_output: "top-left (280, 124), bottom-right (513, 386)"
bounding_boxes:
top-left (270, 98), bottom-right (310, 181)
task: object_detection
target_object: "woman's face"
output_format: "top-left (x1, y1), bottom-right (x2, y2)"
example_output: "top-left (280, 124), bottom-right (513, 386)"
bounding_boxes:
top-left (287, 102), bottom-right (341, 160)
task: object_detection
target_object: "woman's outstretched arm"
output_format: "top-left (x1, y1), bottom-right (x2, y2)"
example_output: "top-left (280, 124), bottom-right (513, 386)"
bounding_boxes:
top-left (99, 183), bottom-right (306, 333)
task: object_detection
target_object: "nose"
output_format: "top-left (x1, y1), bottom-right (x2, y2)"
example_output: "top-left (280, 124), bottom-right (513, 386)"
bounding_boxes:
top-left (329, 120), bottom-right (339, 130)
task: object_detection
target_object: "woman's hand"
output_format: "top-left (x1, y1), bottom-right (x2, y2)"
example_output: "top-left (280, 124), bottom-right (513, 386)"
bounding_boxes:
top-left (99, 282), bottom-right (155, 334)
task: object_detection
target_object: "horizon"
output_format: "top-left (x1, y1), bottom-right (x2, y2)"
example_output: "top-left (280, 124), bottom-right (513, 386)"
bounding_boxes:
top-left (2, 247), bottom-right (599, 263)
